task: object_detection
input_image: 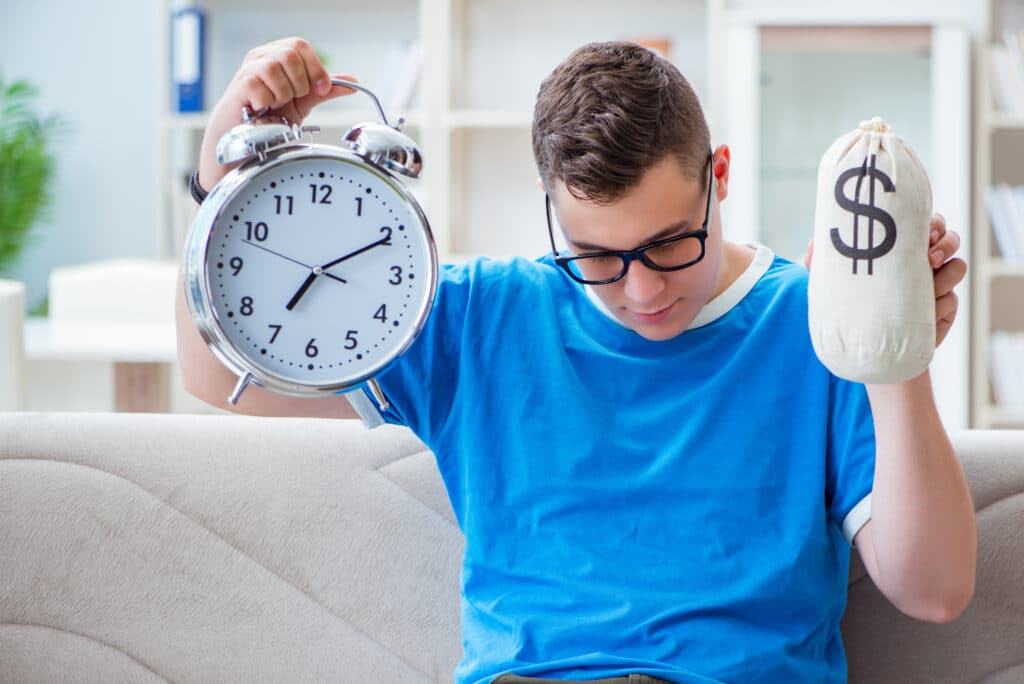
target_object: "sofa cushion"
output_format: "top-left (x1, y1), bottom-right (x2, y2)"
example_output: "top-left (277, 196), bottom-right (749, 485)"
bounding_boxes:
top-left (0, 413), bottom-right (462, 683)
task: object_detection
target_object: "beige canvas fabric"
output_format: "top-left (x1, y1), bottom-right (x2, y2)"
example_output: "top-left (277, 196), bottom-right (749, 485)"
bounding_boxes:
top-left (808, 117), bottom-right (935, 383)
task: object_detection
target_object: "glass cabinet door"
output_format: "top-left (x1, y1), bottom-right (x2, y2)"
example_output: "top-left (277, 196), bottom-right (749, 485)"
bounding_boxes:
top-left (758, 26), bottom-right (932, 264)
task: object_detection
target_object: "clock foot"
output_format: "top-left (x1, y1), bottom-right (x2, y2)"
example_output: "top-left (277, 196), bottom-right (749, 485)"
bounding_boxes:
top-left (229, 372), bottom-right (255, 405)
top-left (368, 378), bottom-right (390, 412)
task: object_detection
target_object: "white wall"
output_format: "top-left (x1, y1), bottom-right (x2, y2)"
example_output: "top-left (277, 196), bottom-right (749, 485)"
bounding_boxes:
top-left (0, 0), bottom-right (160, 311)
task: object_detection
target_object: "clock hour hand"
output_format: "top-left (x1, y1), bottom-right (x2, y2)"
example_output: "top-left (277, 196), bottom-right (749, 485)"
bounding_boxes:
top-left (286, 263), bottom-right (351, 310)
top-left (286, 271), bottom-right (318, 311)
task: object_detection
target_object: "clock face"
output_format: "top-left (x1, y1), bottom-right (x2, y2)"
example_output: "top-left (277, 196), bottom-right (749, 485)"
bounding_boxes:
top-left (202, 152), bottom-right (435, 389)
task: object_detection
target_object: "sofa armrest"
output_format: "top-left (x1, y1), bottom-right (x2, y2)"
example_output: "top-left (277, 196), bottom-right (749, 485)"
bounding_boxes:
top-left (843, 429), bottom-right (1024, 683)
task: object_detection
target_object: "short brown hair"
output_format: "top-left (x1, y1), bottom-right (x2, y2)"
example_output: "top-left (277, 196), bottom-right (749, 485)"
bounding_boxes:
top-left (532, 41), bottom-right (710, 205)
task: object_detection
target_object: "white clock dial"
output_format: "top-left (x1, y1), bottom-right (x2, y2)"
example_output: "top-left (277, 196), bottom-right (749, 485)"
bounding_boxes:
top-left (203, 153), bottom-right (434, 388)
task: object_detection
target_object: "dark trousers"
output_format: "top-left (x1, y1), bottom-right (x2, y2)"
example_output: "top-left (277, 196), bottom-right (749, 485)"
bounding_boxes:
top-left (491, 675), bottom-right (676, 684)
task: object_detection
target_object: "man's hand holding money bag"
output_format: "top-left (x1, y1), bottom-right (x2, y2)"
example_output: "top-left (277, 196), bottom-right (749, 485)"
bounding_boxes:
top-left (807, 117), bottom-right (966, 383)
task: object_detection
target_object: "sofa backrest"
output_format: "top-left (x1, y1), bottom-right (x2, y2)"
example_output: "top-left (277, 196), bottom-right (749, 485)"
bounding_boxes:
top-left (842, 429), bottom-right (1024, 683)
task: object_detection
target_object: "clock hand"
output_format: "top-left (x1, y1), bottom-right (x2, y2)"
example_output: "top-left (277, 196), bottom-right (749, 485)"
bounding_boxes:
top-left (320, 235), bottom-right (392, 271)
top-left (286, 271), bottom-right (318, 311)
top-left (286, 236), bottom-right (390, 311)
top-left (243, 240), bottom-right (310, 269)
top-left (286, 263), bottom-right (353, 310)
top-left (321, 272), bottom-right (347, 285)
top-left (243, 240), bottom-right (348, 284)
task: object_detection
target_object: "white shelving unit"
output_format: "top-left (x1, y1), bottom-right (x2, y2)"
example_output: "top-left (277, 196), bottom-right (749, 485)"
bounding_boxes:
top-left (157, 0), bottom-right (718, 264)
top-left (972, 0), bottom-right (1024, 428)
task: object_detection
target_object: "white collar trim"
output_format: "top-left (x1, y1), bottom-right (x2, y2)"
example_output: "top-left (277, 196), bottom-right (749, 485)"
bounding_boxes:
top-left (584, 243), bottom-right (775, 332)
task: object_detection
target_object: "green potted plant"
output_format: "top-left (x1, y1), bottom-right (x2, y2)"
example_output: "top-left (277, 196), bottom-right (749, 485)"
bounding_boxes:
top-left (0, 73), bottom-right (56, 278)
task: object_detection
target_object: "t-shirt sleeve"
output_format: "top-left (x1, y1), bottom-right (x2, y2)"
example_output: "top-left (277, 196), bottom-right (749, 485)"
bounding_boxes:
top-left (825, 374), bottom-right (876, 545)
top-left (344, 262), bottom-right (473, 444)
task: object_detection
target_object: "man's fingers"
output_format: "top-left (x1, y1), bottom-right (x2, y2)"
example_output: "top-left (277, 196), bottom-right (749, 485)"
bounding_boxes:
top-left (230, 38), bottom-right (363, 126)
top-left (278, 44), bottom-right (312, 99)
top-left (935, 317), bottom-right (953, 347)
top-left (294, 73), bottom-right (360, 121)
top-left (239, 72), bottom-right (278, 113)
top-left (286, 38), bottom-right (330, 96)
top-left (930, 229), bottom-right (961, 268)
top-left (933, 257), bottom-right (967, 298)
top-left (930, 212), bottom-right (946, 246)
top-left (267, 61), bottom-right (299, 109)
top-left (936, 291), bottom-right (958, 325)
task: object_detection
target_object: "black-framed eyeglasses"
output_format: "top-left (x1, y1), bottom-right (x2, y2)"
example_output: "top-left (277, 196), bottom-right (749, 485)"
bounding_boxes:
top-left (546, 152), bottom-right (714, 285)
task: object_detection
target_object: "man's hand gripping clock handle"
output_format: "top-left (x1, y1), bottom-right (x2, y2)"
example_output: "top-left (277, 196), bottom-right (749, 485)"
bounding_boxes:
top-left (195, 37), bottom-right (359, 196)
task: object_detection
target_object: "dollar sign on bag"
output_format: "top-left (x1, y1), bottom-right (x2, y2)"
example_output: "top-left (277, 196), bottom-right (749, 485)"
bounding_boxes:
top-left (830, 154), bottom-right (897, 275)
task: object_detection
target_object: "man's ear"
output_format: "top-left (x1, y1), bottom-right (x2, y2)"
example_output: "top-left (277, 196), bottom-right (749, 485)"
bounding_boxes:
top-left (536, 176), bottom-right (545, 192)
top-left (713, 144), bottom-right (730, 201)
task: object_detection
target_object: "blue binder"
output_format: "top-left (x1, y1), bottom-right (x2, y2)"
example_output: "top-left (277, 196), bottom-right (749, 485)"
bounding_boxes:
top-left (171, 5), bottom-right (205, 112)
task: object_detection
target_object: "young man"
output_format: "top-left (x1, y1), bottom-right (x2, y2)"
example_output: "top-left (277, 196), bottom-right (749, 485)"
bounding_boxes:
top-left (177, 38), bottom-right (975, 684)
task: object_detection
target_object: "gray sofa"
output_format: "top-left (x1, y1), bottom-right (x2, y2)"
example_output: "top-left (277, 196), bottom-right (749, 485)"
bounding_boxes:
top-left (1, 412), bottom-right (1022, 683)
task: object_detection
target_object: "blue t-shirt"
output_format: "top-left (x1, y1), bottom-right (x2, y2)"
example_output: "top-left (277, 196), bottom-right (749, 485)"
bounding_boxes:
top-left (352, 245), bottom-right (876, 684)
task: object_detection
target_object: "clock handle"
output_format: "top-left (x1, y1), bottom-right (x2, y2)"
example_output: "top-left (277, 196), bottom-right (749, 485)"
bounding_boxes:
top-left (330, 79), bottom-right (395, 128)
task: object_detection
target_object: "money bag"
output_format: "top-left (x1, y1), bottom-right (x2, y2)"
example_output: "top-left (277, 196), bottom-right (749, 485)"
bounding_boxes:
top-left (808, 117), bottom-right (935, 384)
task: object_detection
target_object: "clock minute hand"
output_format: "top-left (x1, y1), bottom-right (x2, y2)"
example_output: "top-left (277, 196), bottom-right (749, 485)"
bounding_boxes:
top-left (242, 240), bottom-right (348, 282)
top-left (243, 240), bottom-right (312, 270)
top-left (243, 239), bottom-right (348, 284)
top-left (321, 235), bottom-right (392, 272)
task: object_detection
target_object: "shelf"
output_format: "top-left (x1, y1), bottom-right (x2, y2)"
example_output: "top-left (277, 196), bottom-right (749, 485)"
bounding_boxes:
top-left (445, 110), bottom-right (534, 129)
top-left (981, 404), bottom-right (1024, 427)
top-left (988, 111), bottom-right (1024, 129)
top-left (987, 259), bottom-right (1024, 277)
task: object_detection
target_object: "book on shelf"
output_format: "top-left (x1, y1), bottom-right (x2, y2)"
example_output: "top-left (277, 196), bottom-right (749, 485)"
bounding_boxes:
top-left (382, 39), bottom-right (422, 118)
top-left (992, 31), bottom-right (1024, 117)
top-left (985, 183), bottom-right (1024, 260)
top-left (990, 331), bottom-right (1024, 407)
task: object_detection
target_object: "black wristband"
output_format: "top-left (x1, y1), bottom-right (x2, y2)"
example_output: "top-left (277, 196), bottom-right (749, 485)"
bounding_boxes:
top-left (190, 169), bottom-right (209, 204)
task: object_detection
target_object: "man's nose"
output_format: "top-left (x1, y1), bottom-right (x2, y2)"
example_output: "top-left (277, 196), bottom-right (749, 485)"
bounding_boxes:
top-left (622, 258), bottom-right (666, 304)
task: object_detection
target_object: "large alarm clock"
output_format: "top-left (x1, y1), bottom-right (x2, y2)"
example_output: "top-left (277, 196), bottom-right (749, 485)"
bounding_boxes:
top-left (183, 79), bottom-right (438, 407)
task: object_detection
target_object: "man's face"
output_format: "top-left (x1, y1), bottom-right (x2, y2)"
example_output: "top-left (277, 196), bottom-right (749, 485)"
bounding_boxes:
top-left (549, 156), bottom-right (724, 341)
